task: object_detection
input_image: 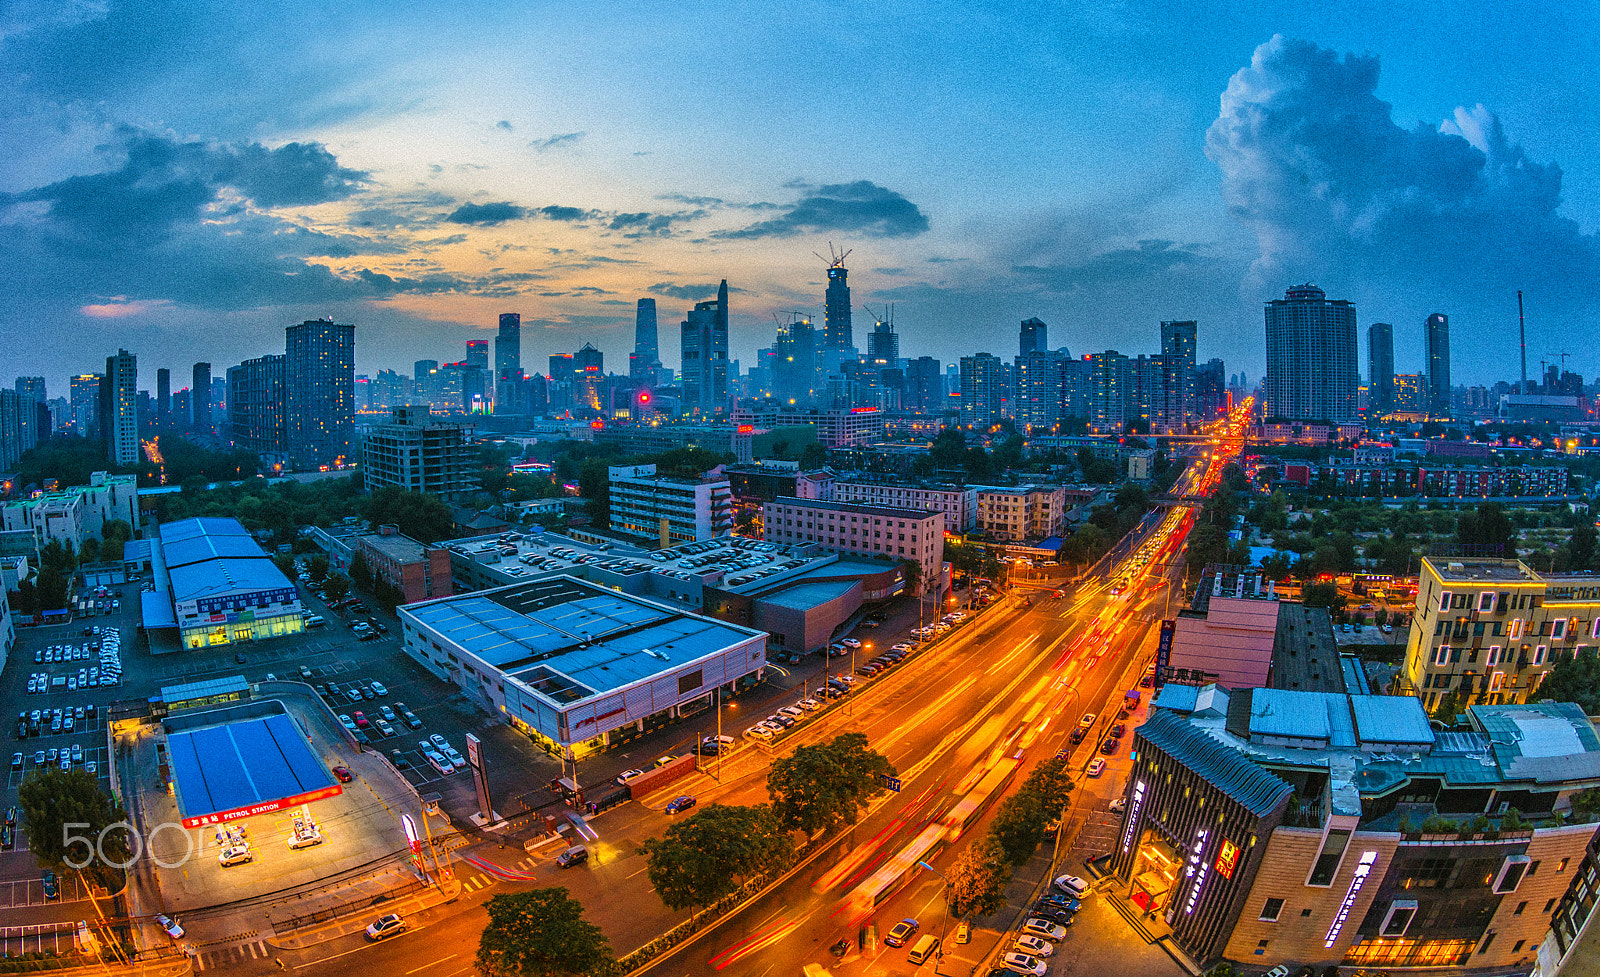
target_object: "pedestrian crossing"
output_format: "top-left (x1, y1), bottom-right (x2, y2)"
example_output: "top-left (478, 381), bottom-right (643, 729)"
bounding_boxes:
top-left (191, 939), bottom-right (270, 971)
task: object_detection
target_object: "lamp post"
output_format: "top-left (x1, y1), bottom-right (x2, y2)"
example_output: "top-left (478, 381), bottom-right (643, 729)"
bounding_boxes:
top-left (916, 860), bottom-right (953, 972)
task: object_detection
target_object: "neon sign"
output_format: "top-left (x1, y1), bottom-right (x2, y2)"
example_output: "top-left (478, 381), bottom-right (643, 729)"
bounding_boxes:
top-left (1215, 838), bottom-right (1239, 880)
top-left (1324, 851), bottom-right (1379, 948)
top-left (1184, 829), bottom-right (1210, 915)
top-left (1119, 781), bottom-right (1146, 853)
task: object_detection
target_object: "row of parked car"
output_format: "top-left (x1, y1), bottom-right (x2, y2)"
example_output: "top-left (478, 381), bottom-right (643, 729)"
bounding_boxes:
top-left (989, 875), bottom-right (1089, 976)
top-left (17, 702), bottom-right (98, 739)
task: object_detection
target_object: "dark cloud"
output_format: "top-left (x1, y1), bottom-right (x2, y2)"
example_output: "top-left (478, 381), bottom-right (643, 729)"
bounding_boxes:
top-left (446, 201), bottom-right (526, 224)
top-left (537, 205), bottom-right (592, 221)
top-left (529, 131), bottom-right (586, 152)
top-left (873, 267), bottom-right (907, 276)
top-left (1206, 35), bottom-right (1598, 303)
top-left (496, 120), bottom-right (514, 131)
top-left (1013, 240), bottom-right (1208, 292)
top-left (648, 282), bottom-right (733, 301)
top-left (607, 211), bottom-right (701, 236)
top-left (717, 181), bottom-right (929, 239)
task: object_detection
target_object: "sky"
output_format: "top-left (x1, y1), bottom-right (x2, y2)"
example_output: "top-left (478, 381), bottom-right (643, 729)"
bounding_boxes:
top-left (2, 1), bottom-right (1597, 396)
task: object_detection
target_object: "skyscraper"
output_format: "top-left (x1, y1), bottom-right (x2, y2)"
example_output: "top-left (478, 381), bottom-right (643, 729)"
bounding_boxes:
top-left (1195, 358), bottom-right (1227, 421)
top-left (1087, 350), bottom-right (1132, 433)
top-left (102, 349), bottom-right (139, 466)
top-left (904, 357), bottom-right (943, 412)
top-left (960, 353), bottom-right (1006, 429)
top-left (227, 354), bottom-right (285, 454)
top-left (1263, 284), bottom-right (1358, 423)
top-left (773, 315), bottom-right (819, 406)
top-left (192, 361), bottom-right (212, 433)
top-left (823, 259), bottom-right (852, 350)
top-left (70, 374), bottom-right (101, 437)
top-left (156, 368), bottom-right (170, 426)
top-left (465, 340), bottom-right (489, 371)
top-left (1019, 317), bottom-right (1048, 357)
top-left (1425, 312), bottom-right (1451, 417)
top-left (495, 313), bottom-right (522, 411)
top-left (630, 299), bottom-right (660, 382)
top-left (14, 377), bottom-right (44, 402)
top-left (681, 280), bottom-right (730, 415)
top-left (285, 319), bottom-right (354, 468)
top-left (1015, 348), bottom-right (1067, 431)
top-left (1159, 320), bottom-right (1197, 432)
top-left (867, 313), bottom-right (899, 365)
top-left (1368, 322), bottom-right (1395, 416)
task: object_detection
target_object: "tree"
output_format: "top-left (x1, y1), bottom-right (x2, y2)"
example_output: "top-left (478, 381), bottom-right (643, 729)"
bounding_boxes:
top-left (1432, 689), bottom-right (1463, 723)
top-left (990, 790), bottom-right (1047, 866)
top-left (363, 487), bottom-right (454, 543)
top-left (798, 442), bottom-right (830, 471)
top-left (1301, 581), bottom-right (1344, 610)
top-left (637, 804), bottom-right (794, 912)
top-left (19, 768), bottom-right (132, 890)
top-left (947, 836), bottom-right (1010, 919)
top-left (900, 558), bottom-right (923, 597)
top-left (307, 554), bottom-right (329, 584)
top-left (768, 733), bottom-right (895, 835)
top-left (78, 537), bottom-right (101, 564)
top-left (349, 551), bottom-right (374, 591)
top-left (322, 572), bottom-right (350, 604)
top-left (1457, 502), bottom-right (1516, 556)
top-left (476, 888), bottom-right (611, 977)
top-left (272, 553), bottom-right (297, 580)
top-left (1540, 649), bottom-right (1600, 714)
top-left (578, 459), bottom-right (612, 528)
top-left (1568, 514), bottom-right (1597, 571)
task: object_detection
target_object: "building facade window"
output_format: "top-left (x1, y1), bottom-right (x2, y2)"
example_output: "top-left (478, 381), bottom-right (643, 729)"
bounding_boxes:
top-left (1260, 898), bottom-right (1284, 922)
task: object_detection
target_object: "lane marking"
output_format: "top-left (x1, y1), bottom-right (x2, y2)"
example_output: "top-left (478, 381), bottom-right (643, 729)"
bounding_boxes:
top-left (407, 954), bottom-right (458, 974)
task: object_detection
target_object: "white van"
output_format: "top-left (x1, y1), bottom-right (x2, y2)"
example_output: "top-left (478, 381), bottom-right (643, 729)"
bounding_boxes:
top-left (907, 935), bottom-right (940, 965)
top-left (304, 615), bottom-right (326, 628)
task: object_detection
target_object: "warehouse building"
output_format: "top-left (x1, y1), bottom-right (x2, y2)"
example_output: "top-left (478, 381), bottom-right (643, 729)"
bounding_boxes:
top-left (398, 576), bottom-right (767, 759)
top-left (149, 517), bottom-right (303, 649)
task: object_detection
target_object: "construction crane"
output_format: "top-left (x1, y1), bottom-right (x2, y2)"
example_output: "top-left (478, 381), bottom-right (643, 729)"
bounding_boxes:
top-left (814, 242), bottom-right (852, 269)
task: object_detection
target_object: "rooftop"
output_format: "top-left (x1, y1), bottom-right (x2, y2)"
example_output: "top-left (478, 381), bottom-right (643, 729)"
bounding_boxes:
top-left (1268, 603), bottom-right (1345, 694)
top-left (770, 496), bottom-right (942, 520)
top-left (360, 532), bottom-right (430, 564)
top-left (1138, 708), bottom-right (1294, 816)
top-left (165, 700), bottom-right (338, 825)
top-left (1425, 557), bottom-right (1541, 583)
top-left (159, 517), bottom-right (293, 602)
top-left (402, 576), bottom-right (763, 704)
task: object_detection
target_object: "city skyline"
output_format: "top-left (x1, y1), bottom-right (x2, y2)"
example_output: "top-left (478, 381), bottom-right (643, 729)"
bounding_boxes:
top-left (0, 6), bottom-right (1596, 386)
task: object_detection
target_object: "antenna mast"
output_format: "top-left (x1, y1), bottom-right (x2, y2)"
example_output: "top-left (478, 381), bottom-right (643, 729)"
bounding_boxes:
top-left (1518, 290), bottom-right (1528, 393)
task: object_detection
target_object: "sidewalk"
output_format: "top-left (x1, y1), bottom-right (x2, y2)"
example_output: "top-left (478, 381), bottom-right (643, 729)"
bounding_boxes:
top-left (266, 872), bottom-right (464, 950)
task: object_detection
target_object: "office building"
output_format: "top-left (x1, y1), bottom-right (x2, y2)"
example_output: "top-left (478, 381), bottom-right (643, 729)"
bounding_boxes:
top-left (867, 314), bottom-right (899, 365)
top-left (1015, 349), bottom-right (1067, 432)
top-left (361, 405), bottom-right (478, 502)
top-left (284, 319), bottom-right (354, 469)
top-left (608, 463), bottom-right (732, 546)
top-left (960, 353), bottom-right (1007, 429)
top-left (731, 406), bottom-right (883, 448)
top-left (680, 280), bottom-right (730, 416)
top-left (465, 340), bottom-right (488, 371)
top-left (1426, 312), bottom-right (1451, 417)
top-left (496, 313), bottom-right (522, 409)
top-left (1401, 557), bottom-right (1600, 712)
top-left (1196, 358), bottom-right (1227, 421)
top-left (155, 368), bottom-right (170, 426)
top-left (1368, 322), bottom-right (1394, 415)
top-left (101, 349), bottom-right (139, 466)
top-left (226, 354), bottom-right (285, 455)
top-left (630, 299), bottom-right (660, 382)
top-left (903, 357), bottom-right (943, 413)
top-left (763, 497), bottom-right (943, 595)
top-left (772, 316), bottom-right (820, 406)
top-left (398, 576), bottom-right (766, 758)
top-left (1114, 693), bottom-right (1600, 972)
top-left (1264, 285), bottom-right (1358, 423)
top-left (823, 258), bottom-right (852, 351)
top-left (1019, 317), bottom-right (1048, 357)
top-left (190, 362), bottom-right (212, 433)
top-left (15, 377), bottom-right (44, 403)
top-left (1160, 320), bottom-right (1197, 432)
top-left (1392, 373), bottom-right (1425, 416)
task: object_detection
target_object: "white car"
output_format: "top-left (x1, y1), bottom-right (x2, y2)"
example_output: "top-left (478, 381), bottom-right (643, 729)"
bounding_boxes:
top-left (616, 768), bottom-right (645, 786)
top-left (777, 705), bottom-right (805, 719)
top-left (1021, 918), bottom-right (1067, 941)
top-left (798, 698), bottom-right (823, 711)
top-left (424, 750), bottom-right (453, 775)
top-left (1013, 935), bottom-right (1053, 957)
top-left (218, 846), bottom-right (253, 867)
top-left (155, 914), bottom-right (184, 939)
top-left (1053, 874), bottom-right (1088, 897)
top-left (745, 725), bottom-right (774, 740)
top-left (839, 638), bottom-right (861, 649)
top-left (370, 681), bottom-right (388, 696)
top-left (1086, 758), bottom-right (1106, 778)
top-left (1001, 952), bottom-right (1047, 976)
top-left (365, 913), bottom-right (406, 940)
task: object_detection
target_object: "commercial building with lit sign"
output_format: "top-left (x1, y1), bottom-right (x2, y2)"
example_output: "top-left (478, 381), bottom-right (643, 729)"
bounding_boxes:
top-left (1112, 687), bottom-right (1600, 972)
top-left (163, 700), bottom-right (340, 829)
top-left (151, 517), bottom-right (303, 648)
top-left (398, 576), bottom-right (766, 759)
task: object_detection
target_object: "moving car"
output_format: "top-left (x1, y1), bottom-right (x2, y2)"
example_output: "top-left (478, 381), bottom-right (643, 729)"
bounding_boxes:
top-left (664, 795), bottom-right (696, 814)
top-left (365, 914), bottom-right (406, 941)
top-left (332, 766), bottom-right (353, 783)
top-left (556, 845), bottom-right (588, 868)
top-left (884, 918), bottom-right (919, 948)
top-left (616, 768), bottom-right (645, 786)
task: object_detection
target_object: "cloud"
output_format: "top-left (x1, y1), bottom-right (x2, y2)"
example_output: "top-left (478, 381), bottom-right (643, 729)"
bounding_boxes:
top-left (445, 201), bottom-right (526, 224)
top-left (717, 181), bottom-right (929, 239)
top-left (529, 131), bottom-right (586, 152)
top-left (648, 282), bottom-right (729, 300)
top-left (496, 120), bottom-right (514, 131)
top-left (79, 296), bottom-right (173, 318)
top-left (1205, 35), bottom-right (1597, 298)
top-left (537, 205), bottom-right (592, 221)
top-left (1014, 240), bottom-right (1208, 292)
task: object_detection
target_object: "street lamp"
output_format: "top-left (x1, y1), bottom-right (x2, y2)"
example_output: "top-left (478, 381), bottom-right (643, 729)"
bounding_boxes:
top-left (916, 860), bottom-right (953, 971)
top-left (715, 692), bottom-right (735, 783)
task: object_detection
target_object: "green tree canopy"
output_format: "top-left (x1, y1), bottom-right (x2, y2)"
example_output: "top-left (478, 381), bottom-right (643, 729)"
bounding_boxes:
top-left (1540, 650), bottom-right (1600, 714)
top-left (322, 572), bottom-right (350, 604)
top-left (1457, 502), bottom-right (1516, 556)
top-left (476, 888), bottom-right (611, 977)
top-left (348, 551), bottom-right (374, 591)
top-left (306, 554), bottom-right (330, 583)
top-left (19, 768), bottom-right (131, 890)
top-left (768, 733), bottom-right (896, 836)
top-left (637, 804), bottom-right (794, 911)
top-left (947, 836), bottom-right (1010, 918)
top-left (1300, 581), bottom-right (1344, 610)
top-left (363, 487), bottom-right (455, 543)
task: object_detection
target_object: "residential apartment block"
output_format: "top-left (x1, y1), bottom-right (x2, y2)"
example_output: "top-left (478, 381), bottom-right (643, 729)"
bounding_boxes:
top-left (973, 484), bottom-right (1066, 541)
top-left (730, 406), bottom-right (884, 447)
top-left (762, 497), bottom-right (943, 595)
top-left (1401, 557), bottom-right (1600, 712)
top-left (608, 464), bottom-right (732, 546)
top-left (361, 406), bottom-right (479, 501)
top-left (356, 527), bottom-right (452, 604)
top-left (832, 479), bottom-right (976, 533)
top-left (0, 472), bottom-right (137, 556)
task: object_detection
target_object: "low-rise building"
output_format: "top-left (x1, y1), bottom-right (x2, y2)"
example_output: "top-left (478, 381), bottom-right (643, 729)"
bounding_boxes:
top-left (762, 497), bottom-right (943, 595)
top-left (608, 463), bottom-right (732, 546)
top-left (1401, 557), bottom-right (1600, 711)
top-left (726, 461), bottom-right (833, 514)
top-left (361, 405), bottom-right (479, 501)
top-left (1114, 691), bottom-right (1600, 972)
top-left (732, 406), bottom-right (884, 447)
top-left (355, 527), bottom-right (452, 604)
top-left (0, 471), bottom-right (137, 556)
top-left (152, 517), bottom-right (303, 649)
top-left (973, 484), bottom-right (1066, 541)
top-left (398, 576), bottom-right (767, 759)
top-left (832, 478), bottom-right (976, 533)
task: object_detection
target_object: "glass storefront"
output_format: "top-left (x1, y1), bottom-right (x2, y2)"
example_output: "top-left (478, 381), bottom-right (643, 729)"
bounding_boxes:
top-left (1344, 937), bottom-right (1474, 968)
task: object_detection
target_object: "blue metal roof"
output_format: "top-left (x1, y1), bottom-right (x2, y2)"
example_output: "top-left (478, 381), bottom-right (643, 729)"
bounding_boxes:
top-left (167, 711), bottom-right (335, 822)
top-left (1249, 689), bottom-right (1356, 747)
top-left (1137, 709), bottom-right (1293, 816)
top-left (1349, 695), bottom-right (1434, 746)
top-left (158, 517), bottom-right (292, 602)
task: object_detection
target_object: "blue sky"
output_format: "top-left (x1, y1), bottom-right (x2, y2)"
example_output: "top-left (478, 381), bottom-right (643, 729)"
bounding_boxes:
top-left (1, 1), bottom-right (1595, 393)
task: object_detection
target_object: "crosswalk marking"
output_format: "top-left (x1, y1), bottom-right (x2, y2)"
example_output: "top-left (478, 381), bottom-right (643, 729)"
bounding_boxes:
top-left (194, 940), bottom-right (269, 972)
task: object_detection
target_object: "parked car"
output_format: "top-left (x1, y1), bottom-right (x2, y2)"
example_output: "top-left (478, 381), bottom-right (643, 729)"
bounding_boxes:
top-left (1013, 935), bottom-right (1053, 957)
top-left (616, 768), bottom-right (645, 786)
top-left (1021, 918), bottom-right (1067, 941)
top-left (1001, 953), bottom-right (1046, 976)
top-left (1086, 758), bottom-right (1106, 777)
top-left (1053, 874), bottom-right (1088, 897)
top-left (156, 914), bottom-right (185, 939)
top-left (365, 914), bottom-right (407, 940)
top-left (332, 766), bottom-right (353, 783)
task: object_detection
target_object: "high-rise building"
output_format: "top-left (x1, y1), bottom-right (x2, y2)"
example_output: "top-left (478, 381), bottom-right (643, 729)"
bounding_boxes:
top-left (227, 354), bottom-right (285, 455)
top-left (1019, 317), bottom-right (1048, 357)
top-left (959, 352), bottom-right (1006, 429)
top-left (465, 340), bottom-right (488, 371)
top-left (1015, 349), bottom-right (1067, 432)
top-left (284, 319), bottom-right (354, 469)
top-left (630, 299), bottom-right (660, 382)
top-left (1159, 320), bottom-right (1197, 432)
top-left (903, 357), bottom-right (943, 413)
top-left (573, 343), bottom-right (604, 412)
top-left (155, 368), bottom-right (170, 426)
top-left (15, 377), bottom-right (44, 403)
top-left (1425, 312), bottom-right (1450, 416)
top-left (680, 280), bottom-right (730, 415)
top-left (70, 375), bottom-right (101, 438)
top-left (1263, 284), bottom-right (1358, 423)
top-left (1368, 322), bottom-right (1395, 416)
top-left (362, 406), bottom-right (479, 501)
top-left (191, 362), bottom-right (212, 433)
top-left (823, 259), bottom-right (852, 351)
top-left (1195, 358), bottom-right (1227, 421)
top-left (1087, 350), bottom-right (1132, 433)
top-left (0, 389), bottom-right (44, 468)
top-left (101, 349), bottom-right (139, 466)
top-left (867, 313), bottom-right (899, 365)
top-left (774, 316), bottom-right (820, 406)
top-left (495, 313), bottom-right (522, 410)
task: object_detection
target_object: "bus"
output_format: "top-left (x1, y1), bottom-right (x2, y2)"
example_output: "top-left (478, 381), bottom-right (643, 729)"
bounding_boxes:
top-left (944, 751), bottom-right (1022, 841)
top-left (843, 821), bottom-right (947, 918)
